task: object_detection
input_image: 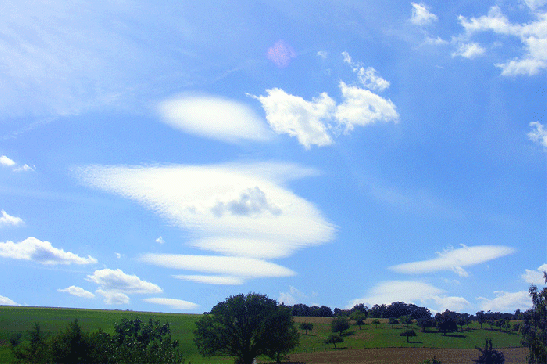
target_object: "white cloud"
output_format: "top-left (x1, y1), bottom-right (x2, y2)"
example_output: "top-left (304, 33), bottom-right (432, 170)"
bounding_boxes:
top-left (433, 296), bottom-right (471, 312)
top-left (0, 210), bottom-right (24, 227)
top-left (524, 0), bottom-right (547, 10)
top-left (528, 121), bottom-right (547, 147)
top-left (389, 245), bottom-right (515, 276)
top-left (96, 289), bottom-right (130, 305)
top-left (342, 52), bottom-right (390, 92)
top-left (75, 162), bottom-right (335, 264)
top-left (58, 286), bottom-right (95, 299)
top-left (0, 237), bottom-right (98, 265)
top-left (335, 82), bottom-right (399, 132)
top-left (156, 237), bottom-right (165, 245)
top-left (173, 275), bottom-right (245, 285)
top-left (0, 294), bottom-right (20, 306)
top-left (87, 269), bottom-right (162, 294)
top-left (211, 187), bottom-right (281, 217)
top-left (279, 286), bottom-right (308, 306)
top-left (348, 280), bottom-right (468, 312)
top-left (0, 155), bottom-right (16, 166)
top-left (143, 298), bottom-right (199, 310)
top-left (424, 36), bottom-right (449, 45)
top-left (411, 3), bottom-right (438, 26)
top-left (14, 164), bottom-right (35, 172)
top-left (521, 263), bottom-right (547, 284)
top-left (452, 43), bottom-right (486, 58)
top-left (141, 254), bottom-right (295, 280)
top-left (478, 291), bottom-right (532, 312)
top-left (457, 6), bottom-right (547, 75)
top-left (253, 88), bottom-right (335, 149)
top-left (253, 53), bottom-right (397, 149)
top-left (317, 51), bottom-right (328, 58)
top-left (0, 156), bottom-right (34, 172)
top-left (157, 94), bottom-right (272, 144)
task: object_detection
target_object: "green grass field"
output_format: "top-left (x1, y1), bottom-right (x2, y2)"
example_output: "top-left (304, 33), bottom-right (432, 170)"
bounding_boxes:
top-left (0, 307), bottom-right (524, 363)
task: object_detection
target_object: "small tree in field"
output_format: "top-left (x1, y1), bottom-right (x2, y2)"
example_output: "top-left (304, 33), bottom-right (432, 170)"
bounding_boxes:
top-left (400, 329), bottom-right (417, 343)
top-left (351, 311), bottom-right (367, 330)
top-left (371, 319), bottom-right (381, 329)
top-left (331, 316), bottom-right (350, 335)
top-left (325, 334), bottom-right (343, 349)
top-left (299, 323), bottom-right (313, 335)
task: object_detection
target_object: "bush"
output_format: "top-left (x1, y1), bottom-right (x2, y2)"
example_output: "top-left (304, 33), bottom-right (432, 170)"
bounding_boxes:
top-left (473, 338), bottom-right (504, 364)
top-left (388, 317), bottom-right (399, 325)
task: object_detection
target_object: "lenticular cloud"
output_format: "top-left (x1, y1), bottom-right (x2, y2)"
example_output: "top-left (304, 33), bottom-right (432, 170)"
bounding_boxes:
top-left (75, 162), bottom-right (336, 283)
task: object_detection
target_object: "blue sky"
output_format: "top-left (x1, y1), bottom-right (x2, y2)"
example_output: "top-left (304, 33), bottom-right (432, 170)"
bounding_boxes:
top-left (1, 0), bottom-right (546, 314)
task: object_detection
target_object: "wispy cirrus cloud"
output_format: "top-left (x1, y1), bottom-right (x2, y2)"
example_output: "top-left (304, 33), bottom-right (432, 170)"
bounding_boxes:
top-left (143, 298), bottom-right (199, 310)
top-left (58, 286), bottom-right (95, 299)
top-left (0, 210), bottom-right (24, 227)
top-left (141, 254), bottom-right (295, 282)
top-left (173, 275), bottom-right (245, 285)
top-left (389, 245), bottom-right (515, 277)
top-left (75, 162), bottom-right (334, 283)
top-left (157, 94), bottom-right (273, 144)
top-left (0, 237), bottom-right (97, 265)
top-left (410, 3), bottom-right (438, 26)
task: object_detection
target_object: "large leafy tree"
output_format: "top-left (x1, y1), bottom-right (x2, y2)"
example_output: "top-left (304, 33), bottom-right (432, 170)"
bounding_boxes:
top-left (521, 272), bottom-right (547, 363)
top-left (194, 293), bottom-right (299, 364)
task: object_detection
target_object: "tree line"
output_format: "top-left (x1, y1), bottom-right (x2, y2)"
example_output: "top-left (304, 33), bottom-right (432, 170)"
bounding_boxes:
top-left (7, 273), bottom-right (547, 364)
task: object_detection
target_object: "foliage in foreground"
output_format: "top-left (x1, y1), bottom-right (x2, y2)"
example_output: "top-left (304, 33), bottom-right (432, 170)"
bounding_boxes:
top-left (521, 272), bottom-right (547, 364)
top-left (194, 293), bottom-right (299, 364)
top-left (473, 338), bottom-right (505, 364)
top-left (10, 317), bottom-right (184, 364)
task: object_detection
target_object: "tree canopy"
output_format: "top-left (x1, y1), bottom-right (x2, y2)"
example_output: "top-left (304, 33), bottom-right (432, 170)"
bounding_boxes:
top-left (194, 293), bottom-right (299, 364)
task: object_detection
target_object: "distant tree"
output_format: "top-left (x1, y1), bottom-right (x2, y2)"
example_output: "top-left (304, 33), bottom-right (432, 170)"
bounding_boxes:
top-left (436, 310), bottom-right (458, 336)
top-left (371, 319), bottom-right (381, 329)
top-left (473, 338), bottom-right (505, 363)
top-left (325, 334), bottom-right (343, 349)
top-left (194, 293), bottom-right (299, 364)
top-left (299, 323), bottom-right (314, 335)
top-left (418, 317), bottom-right (436, 333)
top-left (400, 329), bottom-right (417, 343)
top-left (331, 316), bottom-right (350, 335)
top-left (400, 315), bottom-right (413, 328)
top-left (477, 311), bottom-right (486, 329)
top-left (350, 311), bottom-right (367, 330)
top-left (520, 272), bottom-right (547, 364)
top-left (388, 317), bottom-right (400, 325)
top-left (457, 315), bottom-right (469, 332)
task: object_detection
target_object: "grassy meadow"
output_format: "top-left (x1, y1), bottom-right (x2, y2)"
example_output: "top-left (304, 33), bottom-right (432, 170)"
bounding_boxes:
top-left (0, 306), bottom-right (524, 363)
